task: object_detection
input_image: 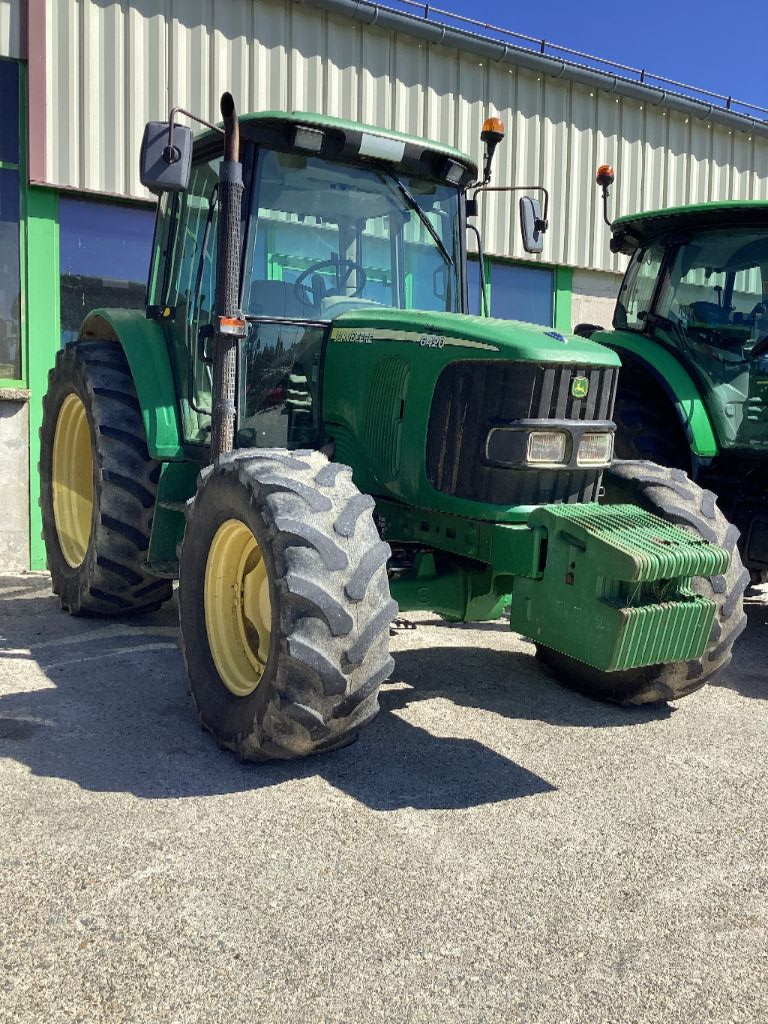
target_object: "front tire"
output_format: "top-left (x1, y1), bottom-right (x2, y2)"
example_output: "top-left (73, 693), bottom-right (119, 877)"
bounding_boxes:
top-left (537, 461), bottom-right (749, 704)
top-left (40, 341), bottom-right (172, 615)
top-left (178, 450), bottom-right (396, 760)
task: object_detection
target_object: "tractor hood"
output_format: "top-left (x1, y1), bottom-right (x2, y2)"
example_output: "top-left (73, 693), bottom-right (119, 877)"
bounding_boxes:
top-left (328, 307), bottom-right (620, 368)
top-left (322, 304), bottom-right (622, 522)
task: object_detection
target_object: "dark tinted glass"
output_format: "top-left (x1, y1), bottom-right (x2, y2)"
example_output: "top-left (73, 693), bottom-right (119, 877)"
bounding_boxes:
top-left (238, 322), bottom-right (324, 449)
top-left (0, 168), bottom-right (21, 378)
top-left (59, 198), bottom-right (154, 344)
top-left (491, 261), bottom-right (554, 326)
top-left (467, 257), bottom-right (482, 315)
top-left (0, 60), bottom-right (19, 165)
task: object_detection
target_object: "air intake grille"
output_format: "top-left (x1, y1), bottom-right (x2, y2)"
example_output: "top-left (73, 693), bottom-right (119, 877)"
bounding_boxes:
top-left (363, 357), bottom-right (409, 481)
top-left (426, 361), bottom-right (618, 506)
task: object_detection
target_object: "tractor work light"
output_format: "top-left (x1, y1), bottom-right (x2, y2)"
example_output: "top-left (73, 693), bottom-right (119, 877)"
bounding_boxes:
top-left (443, 159), bottom-right (465, 184)
top-left (527, 430), bottom-right (568, 465)
top-left (577, 432), bottom-right (614, 466)
top-left (293, 126), bottom-right (325, 153)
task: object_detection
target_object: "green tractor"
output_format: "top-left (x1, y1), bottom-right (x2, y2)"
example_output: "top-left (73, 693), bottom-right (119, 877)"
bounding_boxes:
top-left (581, 167), bottom-right (768, 584)
top-left (39, 97), bottom-right (747, 760)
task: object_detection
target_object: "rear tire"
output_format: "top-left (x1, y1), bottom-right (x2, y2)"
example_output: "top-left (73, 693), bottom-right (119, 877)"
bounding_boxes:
top-left (537, 460), bottom-right (749, 704)
top-left (40, 341), bottom-right (172, 615)
top-left (178, 449), bottom-right (396, 760)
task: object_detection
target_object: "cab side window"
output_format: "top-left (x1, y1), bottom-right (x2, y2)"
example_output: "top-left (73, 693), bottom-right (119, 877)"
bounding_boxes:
top-left (615, 243), bottom-right (664, 329)
top-left (164, 158), bottom-right (220, 442)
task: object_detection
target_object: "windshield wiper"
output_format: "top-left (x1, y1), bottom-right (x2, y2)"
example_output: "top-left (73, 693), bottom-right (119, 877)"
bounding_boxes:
top-left (383, 169), bottom-right (454, 267)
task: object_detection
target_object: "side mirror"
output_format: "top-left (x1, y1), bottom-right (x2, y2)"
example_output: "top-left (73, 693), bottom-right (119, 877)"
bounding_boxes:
top-left (519, 196), bottom-right (546, 254)
top-left (139, 121), bottom-right (193, 195)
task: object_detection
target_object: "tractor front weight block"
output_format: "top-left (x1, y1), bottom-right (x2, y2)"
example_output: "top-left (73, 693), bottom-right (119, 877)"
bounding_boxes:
top-left (508, 503), bottom-right (730, 672)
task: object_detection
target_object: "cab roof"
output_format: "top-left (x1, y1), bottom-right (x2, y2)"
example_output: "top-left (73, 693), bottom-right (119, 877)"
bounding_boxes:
top-left (610, 201), bottom-right (768, 255)
top-left (197, 110), bottom-right (478, 188)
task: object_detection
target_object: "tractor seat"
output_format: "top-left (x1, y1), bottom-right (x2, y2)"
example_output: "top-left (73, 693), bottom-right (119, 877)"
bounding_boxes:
top-left (690, 301), bottom-right (730, 326)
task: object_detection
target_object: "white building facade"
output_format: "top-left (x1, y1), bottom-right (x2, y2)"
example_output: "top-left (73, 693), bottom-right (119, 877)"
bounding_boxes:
top-left (1, 0), bottom-right (767, 568)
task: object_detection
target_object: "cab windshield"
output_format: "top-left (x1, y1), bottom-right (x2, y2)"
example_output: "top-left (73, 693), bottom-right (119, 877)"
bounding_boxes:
top-left (656, 228), bottom-right (768, 361)
top-left (242, 149), bottom-right (461, 320)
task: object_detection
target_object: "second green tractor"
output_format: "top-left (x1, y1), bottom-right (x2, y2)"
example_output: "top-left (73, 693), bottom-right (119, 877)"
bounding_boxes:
top-left (580, 173), bottom-right (767, 585)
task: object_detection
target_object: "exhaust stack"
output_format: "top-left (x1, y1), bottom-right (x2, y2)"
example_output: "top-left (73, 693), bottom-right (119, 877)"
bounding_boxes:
top-left (210, 92), bottom-right (246, 461)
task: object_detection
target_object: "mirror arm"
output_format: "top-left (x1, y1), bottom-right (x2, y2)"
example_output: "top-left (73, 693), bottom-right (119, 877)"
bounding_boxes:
top-left (466, 223), bottom-right (489, 317)
top-left (471, 184), bottom-right (550, 232)
top-left (595, 165), bottom-right (615, 227)
top-left (165, 107), bottom-right (225, 165)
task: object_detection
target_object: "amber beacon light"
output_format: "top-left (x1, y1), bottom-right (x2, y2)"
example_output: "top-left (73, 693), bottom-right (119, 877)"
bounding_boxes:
top-left (595, 164), bottom-right (615, 187)
top-left (596, 164), bottom-right (616, 226)
top-left (480, 117), bottom-right (506, 184)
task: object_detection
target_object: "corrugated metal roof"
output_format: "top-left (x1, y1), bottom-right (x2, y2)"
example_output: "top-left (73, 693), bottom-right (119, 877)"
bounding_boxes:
top-left (310, 0), bottom-right (768, 136)
top-left (36, 0), bottom-right (768, 273)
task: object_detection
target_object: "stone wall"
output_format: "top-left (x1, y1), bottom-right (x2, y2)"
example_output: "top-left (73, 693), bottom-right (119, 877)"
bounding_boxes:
top-left (0, 391), bottom-right (29, 569)
top-left (571, 268), bottom-right (622, 333)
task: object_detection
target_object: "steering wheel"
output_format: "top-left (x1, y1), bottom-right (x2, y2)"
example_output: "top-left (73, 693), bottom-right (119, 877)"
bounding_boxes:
top-left (749, 334), bottom-right (768, 359)
top-left (293, 258), bottom-right (368, 307)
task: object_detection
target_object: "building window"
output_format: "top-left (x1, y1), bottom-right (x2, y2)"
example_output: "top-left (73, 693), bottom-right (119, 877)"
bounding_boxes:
top-left (0, 58), bottom-right (21, 382)
top-left (468, 256), bottom-right (554, 327)
top-left (59, 198), bottom-right (155, 345)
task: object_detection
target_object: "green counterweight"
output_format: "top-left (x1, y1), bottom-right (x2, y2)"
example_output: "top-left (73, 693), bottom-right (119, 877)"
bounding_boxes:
top-left (386, 500), bottom-right (727, 672)
top-left (508, 503), bottom-right (727, 671)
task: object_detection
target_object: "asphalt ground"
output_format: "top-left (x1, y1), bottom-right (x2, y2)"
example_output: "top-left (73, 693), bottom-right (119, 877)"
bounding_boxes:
top-left (1, 572), bottom-right (766, 1024)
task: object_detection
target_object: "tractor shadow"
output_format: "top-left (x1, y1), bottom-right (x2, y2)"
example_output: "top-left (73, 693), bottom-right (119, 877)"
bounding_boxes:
top-left (720, 585), bottom-right (768, 701)
top-left (3, 574), bottom-right (759, 809)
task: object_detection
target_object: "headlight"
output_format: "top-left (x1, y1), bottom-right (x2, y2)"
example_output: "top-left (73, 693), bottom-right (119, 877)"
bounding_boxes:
top-left (577, 432), bottom-right (614, 466)
top-left (527, 430), bottom-right (568, 464)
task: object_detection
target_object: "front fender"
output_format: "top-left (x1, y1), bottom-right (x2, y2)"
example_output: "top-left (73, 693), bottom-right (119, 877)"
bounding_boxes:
top-left (79, 308), bottom-right (184, 459)
top-left (593, 329), bottom-right (718, 457)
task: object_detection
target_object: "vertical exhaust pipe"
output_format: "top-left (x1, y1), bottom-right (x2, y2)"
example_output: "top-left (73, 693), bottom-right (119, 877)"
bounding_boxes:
top-left (210, 92), bottom-right (245, 461)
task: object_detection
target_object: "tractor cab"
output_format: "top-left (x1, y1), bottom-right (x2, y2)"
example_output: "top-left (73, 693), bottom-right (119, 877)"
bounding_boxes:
top-left (146, 113), bottom-right (475, 448)
top-left (610, 203), bottom-right (768, 448)
top-left (143, 110), bottom-right (548, 451)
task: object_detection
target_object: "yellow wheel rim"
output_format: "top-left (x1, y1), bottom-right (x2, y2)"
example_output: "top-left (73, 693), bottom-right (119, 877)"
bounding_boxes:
top-left (204, 519), bottom-right (272, 698)
top-left (52, 393), bottom-right (94, 568)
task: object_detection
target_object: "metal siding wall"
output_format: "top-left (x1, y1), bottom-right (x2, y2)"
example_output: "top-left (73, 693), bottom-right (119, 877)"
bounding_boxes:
top-left (0, 0), bottom-right (20, 59)
top-left (41, 0), bottom-right (768, 272)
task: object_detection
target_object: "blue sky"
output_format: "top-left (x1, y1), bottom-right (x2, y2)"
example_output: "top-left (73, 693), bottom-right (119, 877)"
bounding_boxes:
top-left (413, 0), bottom-right (767, 114)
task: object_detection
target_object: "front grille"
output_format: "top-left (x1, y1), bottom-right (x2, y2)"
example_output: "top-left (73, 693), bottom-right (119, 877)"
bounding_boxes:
top-left (426, 361), bottom-right (618, 506)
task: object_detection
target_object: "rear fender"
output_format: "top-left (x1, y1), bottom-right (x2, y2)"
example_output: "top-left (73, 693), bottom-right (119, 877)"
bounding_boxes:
top-left (79, 308), bottom-right (183, 459)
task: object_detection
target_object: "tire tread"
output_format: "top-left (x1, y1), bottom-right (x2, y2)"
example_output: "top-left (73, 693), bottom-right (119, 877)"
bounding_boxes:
top-left (179, 450), bottom-right (395, 760)
top-left (39, 341), bottom-right (172, 616)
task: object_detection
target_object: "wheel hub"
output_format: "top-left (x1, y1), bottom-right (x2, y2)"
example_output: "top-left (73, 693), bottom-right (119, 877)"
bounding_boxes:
top-left (204, 519), bottom-right (272, 697)
top-left (52, 393), bottom-right (94, 568)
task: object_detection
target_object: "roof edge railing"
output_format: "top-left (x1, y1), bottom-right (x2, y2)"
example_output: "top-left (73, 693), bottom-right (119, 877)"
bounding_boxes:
top-left (372, 0), bottom-right (768, 122)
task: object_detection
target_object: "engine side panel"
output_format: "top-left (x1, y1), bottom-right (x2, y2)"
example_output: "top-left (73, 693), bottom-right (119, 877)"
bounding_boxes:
top-left (322, 308), bottom-right (620, 522)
